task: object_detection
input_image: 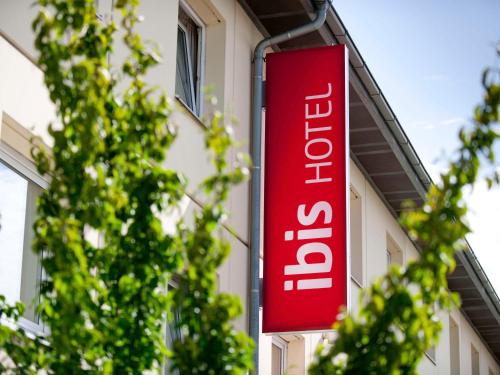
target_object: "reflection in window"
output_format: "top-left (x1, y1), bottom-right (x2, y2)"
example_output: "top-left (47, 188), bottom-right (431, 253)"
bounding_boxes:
top-left (165, 307), bottom-right (181, 375)
top-left (175, 4), bottom-right (202, 115)
top-left (0, 160), bottom-right (42, 323)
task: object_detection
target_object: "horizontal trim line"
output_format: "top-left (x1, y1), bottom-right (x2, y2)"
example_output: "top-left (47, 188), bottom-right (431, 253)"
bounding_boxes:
top-left (355, 149), bottom-right (392, 156)
top-left (382, 190), bottom-right (418, 195)
top-left (186, 191), bottom-right (249, 248)
top-left (369, 171), bottom-right (406, 177)
top-left (351, 141), bottom-right (388, 149)
top-left (0, 29), bottom-right (38, 68)
top-left (387, 197), bottom-right (421, 203)
top-left (349, 126), bottom-right (379, 133)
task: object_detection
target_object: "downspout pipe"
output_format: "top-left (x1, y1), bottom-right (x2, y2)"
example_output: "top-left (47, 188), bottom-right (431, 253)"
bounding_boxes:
top-left (249, 2), bottom-right (329, 373)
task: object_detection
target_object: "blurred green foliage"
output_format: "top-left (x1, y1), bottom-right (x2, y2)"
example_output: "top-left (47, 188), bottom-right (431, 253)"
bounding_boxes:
top-left (309, 49), bottom-right (499, 374)
top-left (0, 0), bottom-right (253, 373)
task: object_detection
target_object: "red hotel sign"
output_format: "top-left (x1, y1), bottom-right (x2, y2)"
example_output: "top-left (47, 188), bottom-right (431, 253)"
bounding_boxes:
top-left (263, 45), bottom-right (349, 333)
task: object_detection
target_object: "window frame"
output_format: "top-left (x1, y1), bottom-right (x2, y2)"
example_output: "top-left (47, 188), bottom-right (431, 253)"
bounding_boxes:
top-left (176, 0), bottom-right (205, 117)
top-left (0, 141), bottom-right (48, 336)
top-left (0, 142), bottom-right (48, 190)
top-left (271, 336), bottom-right (288, 375)
top-left (176, 24), bottom-right (197, 110)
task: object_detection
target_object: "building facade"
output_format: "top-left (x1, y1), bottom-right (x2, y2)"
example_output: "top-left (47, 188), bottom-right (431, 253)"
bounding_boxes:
top-left (1, 0), bottom-right (499, 374)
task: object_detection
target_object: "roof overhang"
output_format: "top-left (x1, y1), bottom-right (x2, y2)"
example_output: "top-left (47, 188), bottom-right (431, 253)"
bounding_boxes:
top-left (239, 0), bottom-right (500, 363)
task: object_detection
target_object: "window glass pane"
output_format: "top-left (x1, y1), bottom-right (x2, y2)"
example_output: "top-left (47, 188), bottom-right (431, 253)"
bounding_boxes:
top-left (0, 160), bottom-right (28, 305)
top-left (20, 182), bottom-right (43, 322)
top-left (165, 284), bottom-right (181, 375)
top-left (175, 27), bottom-right (194, 110)
top-left (165, 310), bottom-right (181, 375)
top-left (178, 6), bottom-right (199, 95)
top-left (176, 6), bottom-right (201, 115)
top-left (0, 160), bottom-right (41, 323)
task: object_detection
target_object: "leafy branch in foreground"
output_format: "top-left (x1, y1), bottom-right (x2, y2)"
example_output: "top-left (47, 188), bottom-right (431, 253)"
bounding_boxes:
top-left (309, 50), bottom-right (499, 374)
top-left (0, 0), bottom-right (253, 373)
top-left (170, 109), bottom-right (254, 374)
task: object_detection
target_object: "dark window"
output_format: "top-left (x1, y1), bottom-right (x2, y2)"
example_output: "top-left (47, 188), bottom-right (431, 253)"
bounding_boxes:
top-left (175, 5), bottom-right (202, 115)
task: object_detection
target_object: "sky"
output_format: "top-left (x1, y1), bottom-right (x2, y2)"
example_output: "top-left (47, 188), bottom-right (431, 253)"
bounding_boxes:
top-left (331, 1), bottom-right (500, 293)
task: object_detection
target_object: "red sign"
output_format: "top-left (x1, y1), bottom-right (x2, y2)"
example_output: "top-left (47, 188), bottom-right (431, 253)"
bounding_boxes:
top-left (263, 45), bottom-right (349, 333)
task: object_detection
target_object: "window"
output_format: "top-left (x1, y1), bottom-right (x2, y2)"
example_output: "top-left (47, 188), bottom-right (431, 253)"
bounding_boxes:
top-left (386, 233), bottom-right (403, 268)
top-left (471, 343), bottom-right (479, 375)
top-left (271, 336), bottom-right (287, 375)
top-left (0, 158), bottom-right (43, 326)
top-left (164, 282), bottom-right (181, 375)
top-left (350, 187), bottom-right (363, 285)
top-left (176, 3), bottom-right (204, 115)
top-left (449, 317), bottom-right (460, 375)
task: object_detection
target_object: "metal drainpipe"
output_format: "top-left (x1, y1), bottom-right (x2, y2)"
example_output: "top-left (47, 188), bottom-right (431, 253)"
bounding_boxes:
top-left (249, 2), bottom-right (329, 373)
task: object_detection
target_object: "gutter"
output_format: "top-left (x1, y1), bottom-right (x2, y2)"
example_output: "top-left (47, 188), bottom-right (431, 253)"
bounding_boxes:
top-left (249, 2), bottom-right (329, 373)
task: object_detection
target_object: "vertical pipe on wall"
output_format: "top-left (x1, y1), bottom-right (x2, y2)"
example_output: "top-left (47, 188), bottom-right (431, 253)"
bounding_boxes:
top-left (249, 2), bottom-right (329, 373)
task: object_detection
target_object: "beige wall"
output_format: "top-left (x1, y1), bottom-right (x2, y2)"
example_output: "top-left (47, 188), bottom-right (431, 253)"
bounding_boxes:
top-left (0, 37), bottom-right (55, 149)
top-left (0, 1), bottom-right (39, 58)
top-left (342, 160), bottom-right (499, 375)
